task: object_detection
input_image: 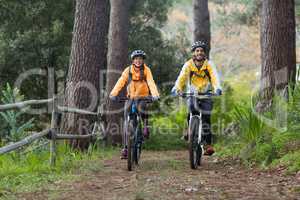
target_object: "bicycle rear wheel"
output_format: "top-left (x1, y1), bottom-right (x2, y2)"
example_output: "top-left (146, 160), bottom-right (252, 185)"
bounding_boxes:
top-left (188, 116), bottom-right (202, 169)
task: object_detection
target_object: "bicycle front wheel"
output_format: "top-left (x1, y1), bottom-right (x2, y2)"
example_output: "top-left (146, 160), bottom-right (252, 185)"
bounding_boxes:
top-left (188, 116), bottom-right (202, 169)
top-left (134, 117), bottom-right (145, 165)
top-left (127, 119), bottom-right (135, 171)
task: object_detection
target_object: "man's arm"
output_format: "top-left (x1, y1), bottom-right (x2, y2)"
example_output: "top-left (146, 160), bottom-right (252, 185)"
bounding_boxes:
top-left (174, 63), bottom-right (190, 92)
top-left (206, 61), bottom-right (222, 92)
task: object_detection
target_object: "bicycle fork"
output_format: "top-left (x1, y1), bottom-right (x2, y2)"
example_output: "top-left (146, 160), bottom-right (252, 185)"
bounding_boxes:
top-left (190, 113), bottom-right (204, 154)
top-left (123, 115), bottom-right (131, 148)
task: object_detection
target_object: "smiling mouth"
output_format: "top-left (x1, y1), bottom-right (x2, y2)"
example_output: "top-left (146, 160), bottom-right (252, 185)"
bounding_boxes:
top-left (195, 55), bottom-right (205, 61)
top-left (134, 63), bottom-right (142, 67)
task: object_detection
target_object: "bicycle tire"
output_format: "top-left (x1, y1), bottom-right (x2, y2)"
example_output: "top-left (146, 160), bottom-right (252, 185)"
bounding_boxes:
top-left (189, 116), bottom-right (201, 169)
top-left (127, 119), bottom-right (135, 171)
top-left (196, 144), bottom-right (202, 166)
top-left (134, 119), bottom-right (143, 165)
top-left (196, 116), bottom-right (203, 166)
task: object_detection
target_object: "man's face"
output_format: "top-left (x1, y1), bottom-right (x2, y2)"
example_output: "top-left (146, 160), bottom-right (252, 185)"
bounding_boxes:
top-left (132, 56), bottom-right (144, 67)
top-left (193, 47), bottom-right (206, 61)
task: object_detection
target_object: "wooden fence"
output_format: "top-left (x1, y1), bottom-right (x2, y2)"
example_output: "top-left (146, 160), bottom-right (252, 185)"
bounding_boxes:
top-left (0, 96), bottom-right (104, 167)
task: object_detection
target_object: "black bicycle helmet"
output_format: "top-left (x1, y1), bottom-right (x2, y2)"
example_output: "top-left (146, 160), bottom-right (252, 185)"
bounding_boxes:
top-left (191, 41), bottom-right (207, 52)
top-left (130, 50), bottom-right (146, 60)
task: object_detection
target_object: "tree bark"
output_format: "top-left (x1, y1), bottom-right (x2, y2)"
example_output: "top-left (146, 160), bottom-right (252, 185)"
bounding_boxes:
top-left (193, 0), bottom-right (211, 57)
top-left (258, 0), bottom-right (296, 112)
top-left (61, 0), bottom-right (110, 149)
top-left (105, 0), bottom-right (132, 145)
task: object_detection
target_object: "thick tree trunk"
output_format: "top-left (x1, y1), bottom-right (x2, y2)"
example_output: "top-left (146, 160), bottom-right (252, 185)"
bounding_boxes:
top-left (101, 3), bottom-right (110, 72)
top-left (105, 0), bottom-right (132, 145)
top-left (257, 0), bottom-right (296, 112)
top-left (193, 0), bottom-right (211, 57)
top-left (61, 0), bottom-right (110, 149)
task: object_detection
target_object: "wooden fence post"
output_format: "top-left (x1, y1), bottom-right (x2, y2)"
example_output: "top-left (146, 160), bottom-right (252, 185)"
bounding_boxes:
top-left (50, 96), bottom-right (59, 167)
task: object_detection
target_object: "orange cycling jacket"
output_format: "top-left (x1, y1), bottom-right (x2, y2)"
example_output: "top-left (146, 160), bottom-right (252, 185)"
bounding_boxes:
top-left (110, 64), bottom-right (160, 99)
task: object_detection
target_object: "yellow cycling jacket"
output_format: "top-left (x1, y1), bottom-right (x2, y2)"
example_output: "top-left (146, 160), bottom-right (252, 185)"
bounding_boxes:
top-left (174, 59), bottom-right (221, 93)
top-left (110, 64), bottom-right (159, 98)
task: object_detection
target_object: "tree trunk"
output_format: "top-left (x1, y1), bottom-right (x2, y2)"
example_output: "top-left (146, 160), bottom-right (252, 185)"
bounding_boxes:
top-left (193, 0), bottom-right (211, 57)
top-left (101, 2), bottom-right (110, 72)
top-left (257, 0), bottom-right (296, 112)
top-left (105, 0), bottom-right (132, 145)
top-left (61, 0), bottom-right (110, 150)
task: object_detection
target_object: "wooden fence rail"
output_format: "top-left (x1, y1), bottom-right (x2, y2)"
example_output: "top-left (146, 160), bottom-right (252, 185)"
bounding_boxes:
top-left (0, 96), bottom-right (104, 167)
top-left (57, 106), bottom-right (97, 115)
top-left (0, 98), bottom-right (54, 111)
top-left (55, 133), bottom-right (95, 140)
top-left (0, 129), bottom-right (51, 154)
top-left (21, 141), bottom-right (50, 155)
top-left (0, 97), bottom-right (98, 115)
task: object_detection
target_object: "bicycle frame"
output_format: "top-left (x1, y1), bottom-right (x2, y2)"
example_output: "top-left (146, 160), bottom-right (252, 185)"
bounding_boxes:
top-left (186, 93), bottom-right (215, 145)
top-left (126, 101), bottom-right (142, 145)
top-left (189, 114), bottom-right (203, 144)
top-left (179, 92), bottom-right (216, 169)
top-left (123, 98), bottom-right (151, 147)
top-left (114, 97), bottom-right (153, 170)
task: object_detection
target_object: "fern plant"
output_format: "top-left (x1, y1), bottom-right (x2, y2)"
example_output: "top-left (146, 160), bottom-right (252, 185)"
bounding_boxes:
top-left (0, 83), bottom-right (34, 143)
top-left (232, 103), bottom-right (266, 145)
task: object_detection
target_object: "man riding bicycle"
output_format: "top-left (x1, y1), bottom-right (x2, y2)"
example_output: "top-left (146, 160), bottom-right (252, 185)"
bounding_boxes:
top-left (171, 41), bottom-right (222, 156)
top-left (110, 50), bottom-right (160, 159)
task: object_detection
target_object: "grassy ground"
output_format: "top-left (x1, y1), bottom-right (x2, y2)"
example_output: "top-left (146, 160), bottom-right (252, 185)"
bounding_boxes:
top-left (1, 117), bottom-right (299, 199)
top-left (14, 151), bottom-right (300, 200)
top-left (0, 130), bottom-right (185, 199)
top-left (0, 143), bottom-right (117, 199)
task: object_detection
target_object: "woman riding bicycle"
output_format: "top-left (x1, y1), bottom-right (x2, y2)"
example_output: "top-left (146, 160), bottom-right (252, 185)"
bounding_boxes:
top-left (171, 41), bottom-right (222, 156)
top-left (109, 50), bottom-right (160, 159)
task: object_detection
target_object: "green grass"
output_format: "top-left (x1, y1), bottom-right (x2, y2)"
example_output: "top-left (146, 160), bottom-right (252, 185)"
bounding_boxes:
top-left (0, 143), bottom-right (117, 199)
top-left (216, 130), bottom-right (300, 172)
top-left (215, 108), bottom-right (300, 171)
top-left (145, 131), bottom-right (187, 151)
top-left (212, 82), bottom-right (300, 172)
top-left (145, 104), bottom-right (187, 151)
top-left (271, 150), bottom-right (300, 173)
top-left (214, 137), bottom-right (243, 158)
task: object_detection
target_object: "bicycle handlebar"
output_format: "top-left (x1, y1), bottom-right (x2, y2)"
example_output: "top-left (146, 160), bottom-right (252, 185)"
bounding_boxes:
top-left (112, 96), bottom-right (154, 103)
top-left (179, 92), bottom-right (218, 99)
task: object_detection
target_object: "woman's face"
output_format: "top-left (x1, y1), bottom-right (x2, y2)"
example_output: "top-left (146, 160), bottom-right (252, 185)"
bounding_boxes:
top-left (132, 56), bottom-right (144, 67)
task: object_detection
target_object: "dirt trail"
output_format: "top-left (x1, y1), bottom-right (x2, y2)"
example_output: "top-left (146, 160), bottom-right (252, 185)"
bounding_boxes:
top-left (20, 151), bottom-right (300, 200)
